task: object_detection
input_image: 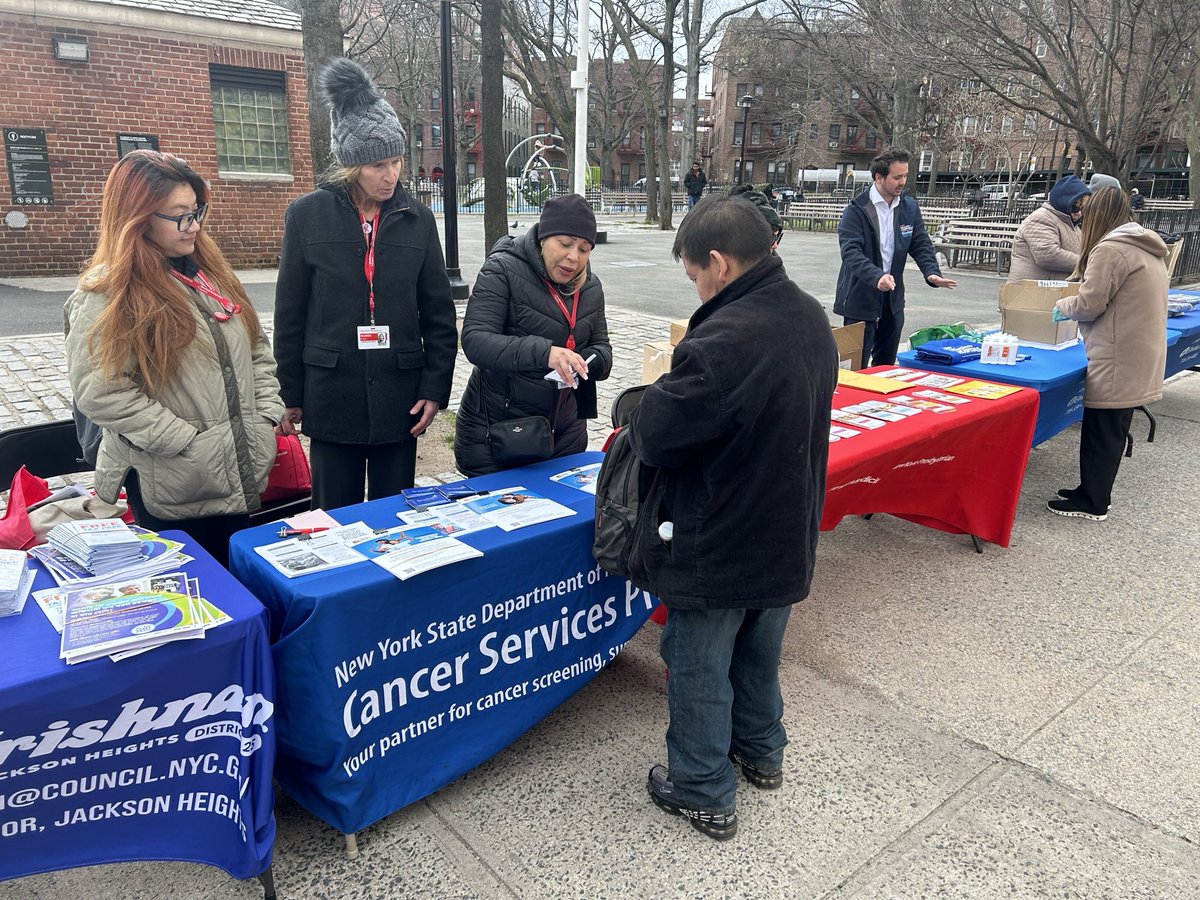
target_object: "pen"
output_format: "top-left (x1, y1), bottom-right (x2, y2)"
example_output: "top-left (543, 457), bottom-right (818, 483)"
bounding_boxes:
top-left (278, 526), bottom-right (330, 537)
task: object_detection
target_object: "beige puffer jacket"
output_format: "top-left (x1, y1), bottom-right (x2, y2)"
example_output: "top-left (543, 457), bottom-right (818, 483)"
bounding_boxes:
top-left (65, 282), bottom-right (285, 520)
top-left (1055, 223), bottom-right (1169, 409)
top-left (1008, 203), bottom-right (1080, 283)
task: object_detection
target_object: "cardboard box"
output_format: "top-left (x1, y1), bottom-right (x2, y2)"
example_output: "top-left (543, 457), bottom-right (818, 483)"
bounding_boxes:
top-left (642, 340), bottom-right (674, 383)
top-left (669, 319), bottom-right (688, 346)
top-left (831, 321), bottom-right (865, 371)
top-left (998, 281), bottom-right (1080, 345)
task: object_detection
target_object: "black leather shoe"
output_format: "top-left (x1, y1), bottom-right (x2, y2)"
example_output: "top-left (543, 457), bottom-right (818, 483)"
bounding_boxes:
top-left (646, 765), bottom-right (738, 841)
top-left (1056, 487), bottom-right (1110, 511)
top-left (729, 751), bottom-right (784, 790)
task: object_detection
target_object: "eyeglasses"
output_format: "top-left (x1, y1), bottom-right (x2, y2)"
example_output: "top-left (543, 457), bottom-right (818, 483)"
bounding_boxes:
top-left (153, 204), bottom-right (208, 232)
top-left (773, 228), bottom-right (784, 245)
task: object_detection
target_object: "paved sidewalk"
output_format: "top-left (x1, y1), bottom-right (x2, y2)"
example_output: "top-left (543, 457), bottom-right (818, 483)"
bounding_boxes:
top-left (2, 230), bottom-right (1199, 898)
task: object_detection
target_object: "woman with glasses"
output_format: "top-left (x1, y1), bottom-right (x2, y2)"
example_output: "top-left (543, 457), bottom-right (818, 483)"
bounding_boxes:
top-left (273, 58), bottom-right (457, 508)
top-left (65, 149), bottom-right (285, 565)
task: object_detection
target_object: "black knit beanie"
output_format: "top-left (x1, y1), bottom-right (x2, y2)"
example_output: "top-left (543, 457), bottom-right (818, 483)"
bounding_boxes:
top-left (538, 194), bottom-right (597, 247)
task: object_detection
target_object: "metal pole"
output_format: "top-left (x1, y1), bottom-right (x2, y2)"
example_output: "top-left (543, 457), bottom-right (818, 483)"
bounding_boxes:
top-left (440, 0), bottom-right (469, 299)
top-left (737, 103), bottom-right (750, 184)
top-left (571, 0), bottom-right (590, 195)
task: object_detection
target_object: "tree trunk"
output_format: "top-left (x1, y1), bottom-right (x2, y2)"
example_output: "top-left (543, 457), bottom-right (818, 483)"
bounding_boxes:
top-left (298, 0), bottom-right (343, 185)
top-left (481, 0), bottom-right (507, 249)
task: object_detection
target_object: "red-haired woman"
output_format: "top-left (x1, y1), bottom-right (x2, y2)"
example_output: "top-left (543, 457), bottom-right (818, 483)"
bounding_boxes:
top-left (65, 150), bottom-right (284, 565)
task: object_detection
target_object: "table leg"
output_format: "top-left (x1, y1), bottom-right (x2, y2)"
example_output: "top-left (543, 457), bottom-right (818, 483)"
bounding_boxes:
top-left (258, 865), bottom-right (277, 900)
top-left (970, 534), bottom-right (984, 554)
top-left (344, 831), bottom-right (360, 859)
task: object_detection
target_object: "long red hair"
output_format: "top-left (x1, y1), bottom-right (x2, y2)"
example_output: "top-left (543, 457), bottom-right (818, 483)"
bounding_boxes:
top-left (79, 150), bottom-right (263, 393)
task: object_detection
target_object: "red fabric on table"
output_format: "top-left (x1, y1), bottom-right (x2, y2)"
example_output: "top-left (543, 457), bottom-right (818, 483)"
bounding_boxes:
top-left (822, 368), bottom-right (1039, 548)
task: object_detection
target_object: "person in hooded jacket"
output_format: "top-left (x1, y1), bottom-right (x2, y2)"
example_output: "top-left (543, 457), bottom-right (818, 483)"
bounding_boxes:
top-left (1049, 186), bottom-right (1169, 521)
top-left (273, 59), bottom-right (457, 510)
top-left (454, 194), bottom-right (612, 477)
top-left (1007, 175), bottom-right (1091, 283)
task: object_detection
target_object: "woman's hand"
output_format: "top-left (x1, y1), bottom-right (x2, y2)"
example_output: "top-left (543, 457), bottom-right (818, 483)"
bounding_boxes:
top-left (410, 399), bottom-right (439, 436)
top-left (278, 406), bottom-right (303, 436)
top-left (547, 346), bottom-right (590, 386)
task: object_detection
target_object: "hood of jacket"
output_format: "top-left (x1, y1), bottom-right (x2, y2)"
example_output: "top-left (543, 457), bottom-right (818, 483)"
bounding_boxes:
top-left (1097, 222), bottom-right (1168, 258)
top-left (1049, 175), bottom-right (1090, 215)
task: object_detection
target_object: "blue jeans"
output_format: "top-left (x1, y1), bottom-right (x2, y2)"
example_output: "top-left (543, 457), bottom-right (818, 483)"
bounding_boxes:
top-left (688, 193), bottom-right (701, 208)
top-left (659, 606), bottom-right (791, 815)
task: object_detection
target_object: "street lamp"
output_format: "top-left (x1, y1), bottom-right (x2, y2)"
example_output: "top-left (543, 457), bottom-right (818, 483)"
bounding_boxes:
top-left (736, 94), bottom-right (756, 185)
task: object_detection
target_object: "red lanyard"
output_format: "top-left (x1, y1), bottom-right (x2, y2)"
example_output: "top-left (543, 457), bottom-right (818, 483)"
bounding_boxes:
top-left (543, 280), bottom-right (580, 350)
top-left (170, 268), bottom-right (240, 322)
top-left (359, 210), bottom-right (380, 325)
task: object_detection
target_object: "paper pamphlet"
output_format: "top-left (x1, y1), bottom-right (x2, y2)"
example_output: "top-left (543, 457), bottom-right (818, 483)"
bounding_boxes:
top-left (463, 487), bottom-right (576, 532)
top-left (253, 533), bottom-right (367, 578)
top-left (550, 463), bottom-right (603, 495)
top-left (353, 526), bottom-right (483, 580)
top-left (944, 380), bottom-right (1023, 400)
top-left (836, 370), bottom-right (910, 394)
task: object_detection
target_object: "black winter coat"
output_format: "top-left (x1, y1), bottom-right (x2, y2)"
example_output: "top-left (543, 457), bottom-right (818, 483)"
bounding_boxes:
top-left (627, 254), bottom-right (838, 609)
top-left (273, 183), bottom-right (458, 445)
top-left (455, 225), bottom-right (612, 476)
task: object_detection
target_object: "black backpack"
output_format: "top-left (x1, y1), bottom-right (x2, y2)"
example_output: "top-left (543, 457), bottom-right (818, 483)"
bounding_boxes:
top-left (593, 386), bottom-right (654, 578)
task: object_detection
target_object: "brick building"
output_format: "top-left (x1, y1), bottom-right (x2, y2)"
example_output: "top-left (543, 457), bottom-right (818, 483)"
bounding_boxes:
top-left (0, 0), bottom-right (311, 277)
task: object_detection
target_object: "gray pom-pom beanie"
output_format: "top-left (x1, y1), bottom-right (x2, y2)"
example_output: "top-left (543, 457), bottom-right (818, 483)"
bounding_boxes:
top-left (320, 58), bottom-right (406, 167)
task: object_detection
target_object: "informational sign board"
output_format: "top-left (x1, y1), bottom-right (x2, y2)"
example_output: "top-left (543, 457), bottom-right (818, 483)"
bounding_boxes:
top-left (116, 132), bottom-right (160, 158)
top-left (4, 127), bottom-right (53, 205)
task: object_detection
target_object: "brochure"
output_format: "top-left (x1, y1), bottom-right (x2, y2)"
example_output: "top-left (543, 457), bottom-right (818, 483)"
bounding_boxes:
top-left (831, 409), bottom-right (886, 430)
top-left (463, 487), bottom-right (576, 532)
top-left (829, 425), bottom-right (861, 439)
top-left (872, 367), bottom-right (931, 382)
top-left (253, 533), bottom-right (368, 578)
top-left (944, 380), bottom-right (1023, 400)
top-left (59, 578), bottom-right (208, 664)
top-left (30, 526), bottom-right (190, 588)
top-left (353, 526), bottom-right (483, 581)
top-left (889, 394), bottom-right (958, 414)
top-left (836, 370), bottom-right (910, 394)
top-left (912, 388), bottom-right (971, 406)
top-left (0, 550), bottom-right (34, 617)
top-left (396, 504), bottom-right (494, 537)
top-left (550, 463), bottom-right (603, 495)
top-left (46, 519), bottom-right (148, 576)
top-left (911, 373), bottom-right (966, 388)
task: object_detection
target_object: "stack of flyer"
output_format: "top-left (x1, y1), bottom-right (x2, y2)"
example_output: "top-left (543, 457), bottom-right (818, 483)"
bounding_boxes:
top-left (0, 549), bottom-right (35, 617)
top-left (45, 519), bottom-right (149, 577)
top-left (42, 571), bottom-right (228, 664)
top-left (31, 525), bottom-right (190, 588)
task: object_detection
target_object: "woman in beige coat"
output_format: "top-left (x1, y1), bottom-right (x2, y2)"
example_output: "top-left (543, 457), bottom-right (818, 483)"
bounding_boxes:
top-left (1049, 186), bottom-right (1169, 520)
top-left (1007, 174), bottom-right (1090, 283)
top-left (65, 150), bottom-right (284, 564)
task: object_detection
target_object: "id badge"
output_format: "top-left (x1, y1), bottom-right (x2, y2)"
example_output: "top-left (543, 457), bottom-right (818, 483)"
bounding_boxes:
top-left (357, 325), bottom-right (390, 349)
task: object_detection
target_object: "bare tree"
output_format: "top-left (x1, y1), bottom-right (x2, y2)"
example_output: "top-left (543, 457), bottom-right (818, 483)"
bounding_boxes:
top-left (480, 0), bottom-right (509, 247)
top-left (296, 0), bottom-right (344, 181)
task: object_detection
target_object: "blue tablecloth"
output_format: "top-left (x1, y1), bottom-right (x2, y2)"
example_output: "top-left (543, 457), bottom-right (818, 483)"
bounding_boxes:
top-left (897, 343), bottom-right (1087, 446)
top-left (0, 532), bottom-right (276, 884)
top-left (900, 328), bottom-right (1184, 446)
top-left (1165, 290), bottom-right (1200, 377)
top-left (228, 453), bottom-right (657, 835)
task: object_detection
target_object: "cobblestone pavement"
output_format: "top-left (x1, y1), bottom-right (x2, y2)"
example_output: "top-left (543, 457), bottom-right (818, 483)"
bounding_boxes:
top-left (0, 304), bottom-right (672, 493)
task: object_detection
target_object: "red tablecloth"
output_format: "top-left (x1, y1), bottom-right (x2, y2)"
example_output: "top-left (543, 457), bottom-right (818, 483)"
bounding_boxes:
top-left (822, 368), bottom-right (1039, 547)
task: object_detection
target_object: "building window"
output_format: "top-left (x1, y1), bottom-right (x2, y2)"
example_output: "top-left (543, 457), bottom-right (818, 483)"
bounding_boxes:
top-left (1035, 37), bottom-right (1047, 57)
top-left (736, 83), bottom-right (748, 99)
top-left (847, 123), bottom-right (858, 143)
top-left (767, 161), bottom-right (777, 179)
top-left (919, 150), bottom-right (933, 172)
top-left (535, 122), bottom-right (546, 135)
top-left (431, 125), bottom-right (442, 148)
top-left (209, 65), bottom-right (291, 175)
top-left (1023, 112), bottom-right (1037, 134)
top-left (621, 130), bottom-right (632, 147)
top-left (734, 121), bottom-right (745, 146)
top-left (620, 162), bottom-right (630, 186)
top-left (828, 124), bottom-right (840, 141)
top-left (770, 121), bottom-right (782, 139)
top-left (809, 123), bottom-right (819, 141)
top-left (431, 89), bottom-right (441, 111)
top-left (750, 122), bottom-right (761, 145)
top-left (412, 124), bottom-right (423, 147)
top-left (1001, 116), bottom-right (1014, 135)
top-left (984, 116), bottom-right (994, 133)
top-left (961, 116), bottom-right (977, 136)
top-left (866, 131), bottom-right (878, 149)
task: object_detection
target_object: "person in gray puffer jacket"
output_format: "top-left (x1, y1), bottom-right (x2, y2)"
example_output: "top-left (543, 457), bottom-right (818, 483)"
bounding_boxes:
top-left (455, 194), bottom-right (612, 476)
top-left (1008, 175), bottom-right (1091, 283)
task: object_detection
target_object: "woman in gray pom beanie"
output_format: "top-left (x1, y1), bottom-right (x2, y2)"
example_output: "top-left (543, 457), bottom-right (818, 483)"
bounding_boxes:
top-left (273, 58), bottom-right (458, 509)
top-left (454, 194), bottom-right (613, 476)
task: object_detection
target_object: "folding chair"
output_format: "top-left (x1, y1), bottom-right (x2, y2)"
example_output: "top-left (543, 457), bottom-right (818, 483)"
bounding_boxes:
top-left (0, 419), bottom-right (92, 488)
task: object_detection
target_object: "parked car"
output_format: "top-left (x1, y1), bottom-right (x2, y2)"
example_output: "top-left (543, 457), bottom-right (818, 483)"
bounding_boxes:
top-left (632, 176), bottom-right (681, 191)
top-left (963, 183), bottom-right (1015, 201)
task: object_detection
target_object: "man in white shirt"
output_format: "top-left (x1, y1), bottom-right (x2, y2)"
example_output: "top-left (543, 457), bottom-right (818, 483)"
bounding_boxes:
top-left (833, 148), bottom-right (957, 366)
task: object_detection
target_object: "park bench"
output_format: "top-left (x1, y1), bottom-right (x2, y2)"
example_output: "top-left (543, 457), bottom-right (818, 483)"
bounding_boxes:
top-left (934, 218), bottom-right (1019, 275)
top-left (1143, 199), bottom-right (1193, 210)
top-left (600, 191), bottom-right (687, 213)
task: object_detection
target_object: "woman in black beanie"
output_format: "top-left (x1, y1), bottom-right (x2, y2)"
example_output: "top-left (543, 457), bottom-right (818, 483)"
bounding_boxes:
top-left (455, 193), bottom-right (613, 476)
